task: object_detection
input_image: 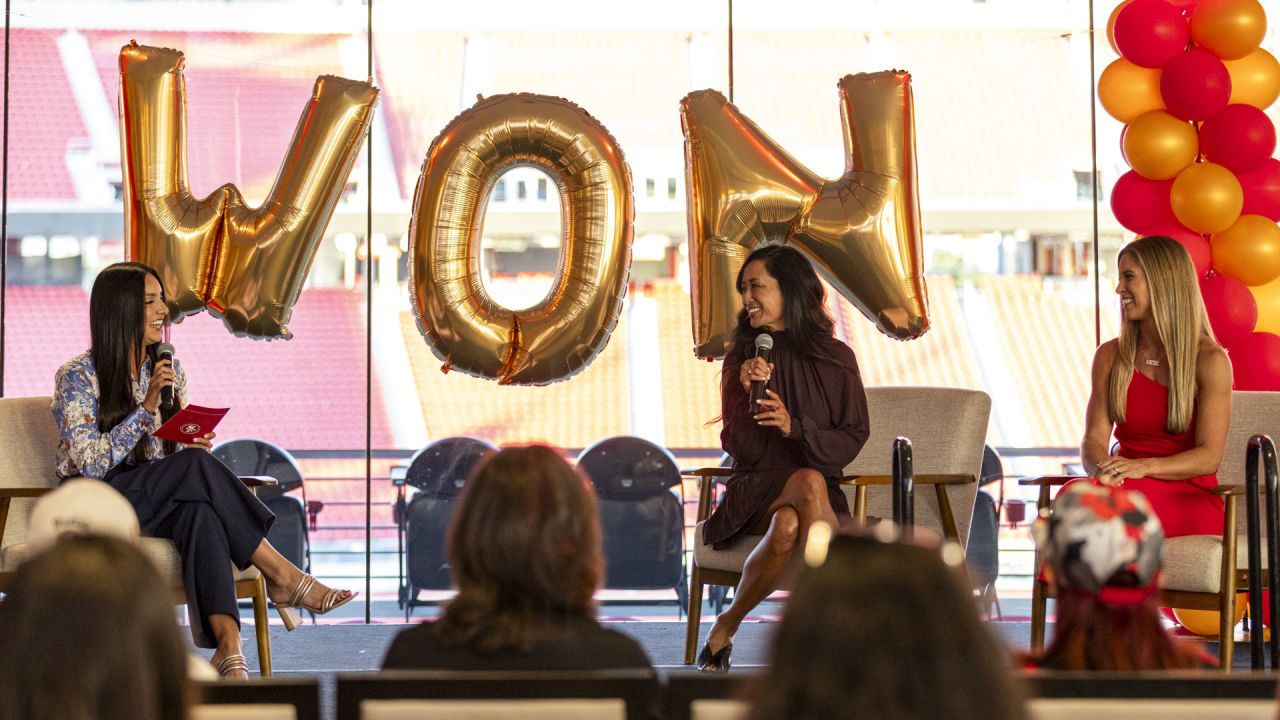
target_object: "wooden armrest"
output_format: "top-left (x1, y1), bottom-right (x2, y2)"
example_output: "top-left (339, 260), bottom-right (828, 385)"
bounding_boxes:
top-left (1213, 484), bottom-right (1245, 497)
top-left (1017, 475), bottom-right (1086, 487)
top-left (840, 473), bottom-right (974, 486)
top-left (680, 467), bottom-right (733, 478)
top-left (0, 487), bottom-right (53, 498)
top-left (238, 475), bottom-right (279, 488)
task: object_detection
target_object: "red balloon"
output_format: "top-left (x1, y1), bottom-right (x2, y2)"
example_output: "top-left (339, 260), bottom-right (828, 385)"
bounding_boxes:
top-left (1239, 158), bottom-right (1280, 222)
top-left (1230, 331), bottom-right (1280, 390)
top-left (1162, 49), bottom-right (1232, 121)
top-left (1144, 224), bottom-right (1212, 276)
top-left (1201, 273), bottom-right (1258, 347)
top-left (1200, 104), bottom-right (1276, 174)
top-left (1112, 171), bottom-right (1177, 233)
top-left (1116, 0), bottom-right (1192, 69)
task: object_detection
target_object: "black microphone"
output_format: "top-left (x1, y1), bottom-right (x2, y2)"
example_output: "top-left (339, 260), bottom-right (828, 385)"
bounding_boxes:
top-left (749, 333), bottom-right (774, 413)
top-left (156, 342), bottom-right (175, 412)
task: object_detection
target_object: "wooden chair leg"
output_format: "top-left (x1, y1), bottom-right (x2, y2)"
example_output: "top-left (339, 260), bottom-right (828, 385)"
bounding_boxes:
top-left (1220, 498), bottom-right (1238, 672)
top-left (685, 564), bottom-right (705, 665)
top-left (249, 576), bottom-right (273, 677)
top-left (1031, 574), bottom-right (1047, 653)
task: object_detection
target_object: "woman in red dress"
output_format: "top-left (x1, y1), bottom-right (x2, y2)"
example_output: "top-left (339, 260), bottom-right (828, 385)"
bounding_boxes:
top-left (1081, 235), bottom-right (1231, 538)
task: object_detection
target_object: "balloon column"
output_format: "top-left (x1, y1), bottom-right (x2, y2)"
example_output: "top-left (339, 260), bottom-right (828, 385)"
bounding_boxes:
top-left (1102, 0), bottom-right (1280, 390)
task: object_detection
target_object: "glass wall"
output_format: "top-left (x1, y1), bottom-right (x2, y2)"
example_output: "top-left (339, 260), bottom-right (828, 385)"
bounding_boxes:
top-left (6, 0), bottom-right (1259, 617)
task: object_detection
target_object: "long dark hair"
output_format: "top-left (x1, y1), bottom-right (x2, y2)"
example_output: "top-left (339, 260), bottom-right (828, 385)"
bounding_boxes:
top-left (726, 244), bottom-right (836, 366)
top-left (748, 534), bottom-right (1025, 720)
top-left (435, 445), bottom-right (603, 653)
top-left (89, 262), bottom-right (177, 462)
top-left (0, 535), bottom-right (192, 720)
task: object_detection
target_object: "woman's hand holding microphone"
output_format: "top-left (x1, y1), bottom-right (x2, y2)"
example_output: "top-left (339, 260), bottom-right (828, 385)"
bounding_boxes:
top-left (141, 359), bottom-right (214, 451)
top-left (741, 358), bottom-right (792, 437)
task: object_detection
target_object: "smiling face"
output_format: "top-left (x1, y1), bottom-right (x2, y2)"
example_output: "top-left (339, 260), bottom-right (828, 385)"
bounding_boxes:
top-left (1116, 252), bottom-right (1152, 324)
top-left (740, 259), bottom-right (787, 331)
top-left (142, 273), bottom-right (167, 347)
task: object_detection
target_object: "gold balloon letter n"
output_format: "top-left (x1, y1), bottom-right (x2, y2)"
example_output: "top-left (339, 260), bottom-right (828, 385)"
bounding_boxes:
top-left (119, 42), bottom-right (378, 339)
top-left (682, 70), bottom-right (929, 358)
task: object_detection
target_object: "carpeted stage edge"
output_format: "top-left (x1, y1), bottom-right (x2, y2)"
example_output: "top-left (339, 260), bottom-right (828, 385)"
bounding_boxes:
top-left (212, 620), bottom-right (1050, 672)
top-left (207, 619), bottom-right (1251, 673)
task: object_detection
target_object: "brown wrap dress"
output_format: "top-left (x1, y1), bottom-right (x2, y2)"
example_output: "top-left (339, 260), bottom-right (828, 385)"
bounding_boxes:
top-left (702, 331), bottom-right (870, 548)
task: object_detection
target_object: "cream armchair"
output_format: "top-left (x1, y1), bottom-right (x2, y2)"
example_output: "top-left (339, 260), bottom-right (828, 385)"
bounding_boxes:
top-left (0, 396), bottom-right (277, 676)
top-left (682, 386), bottom-right (991, 664)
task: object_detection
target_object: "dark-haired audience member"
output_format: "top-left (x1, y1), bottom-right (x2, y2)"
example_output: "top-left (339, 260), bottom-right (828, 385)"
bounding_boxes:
top-left (382, 445), bottom-right (653, 672)
top-left (1032, 483), bottom-right (1211, 670)
top-left (747, 525), bottom-right (1025, 720)
top-left (699, 243), bottom-right (871, 672)
top-left (0, 535), bottom-right (192, 720)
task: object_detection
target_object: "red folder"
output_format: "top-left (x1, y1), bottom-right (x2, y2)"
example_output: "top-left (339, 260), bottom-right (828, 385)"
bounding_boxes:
top-left (153, 404), bottom-right (229, 444)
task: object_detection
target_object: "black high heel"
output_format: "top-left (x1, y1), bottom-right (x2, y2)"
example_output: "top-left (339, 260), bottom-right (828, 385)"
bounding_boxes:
top-left (696, 639), bottom-right (733, 673)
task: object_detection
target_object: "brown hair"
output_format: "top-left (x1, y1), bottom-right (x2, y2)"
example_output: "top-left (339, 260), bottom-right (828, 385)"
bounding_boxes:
top-left (0, 535), bottom-right (191, 720)
top-left (747, 534), bottom-right (1025, 720)
top-left (434, 445), bottom-right (603, 652)
top-left (1037, 591), bottom-right (1210, 670)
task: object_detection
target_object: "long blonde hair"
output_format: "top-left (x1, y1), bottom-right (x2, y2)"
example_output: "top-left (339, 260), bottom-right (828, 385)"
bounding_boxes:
top-left (1109, 236), bottom-right (1219, 434)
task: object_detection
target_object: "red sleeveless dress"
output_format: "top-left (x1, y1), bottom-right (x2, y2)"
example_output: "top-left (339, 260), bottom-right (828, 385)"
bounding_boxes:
top-left (1073, 370), bottom-right (1224, 537)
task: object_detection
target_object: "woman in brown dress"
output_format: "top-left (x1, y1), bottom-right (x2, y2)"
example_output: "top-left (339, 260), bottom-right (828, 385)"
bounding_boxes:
top-left (698, 244), bottom-right (870, 672)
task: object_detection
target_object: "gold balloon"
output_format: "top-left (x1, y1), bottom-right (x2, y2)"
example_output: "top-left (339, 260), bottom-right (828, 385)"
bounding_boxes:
top-left (1249, 271), bottom-right (1280, 335)
top-left (1225, 48), bottom-right (1280, 108)
top-left (1211, 214), bottom-right (1280, 286)
top-left (1171, 162), bottom-right (1244, 234)
top-left (1098, 59), bottom-right (1165, 123)
top-left (1190, 0), bottom-right (1268, 61)
top-left (681, 71), bottom-right (927, 358)
top-left (119, 42), bottom-right (378, 339)
top-left (408, 93), bottom-right (633, 385)
top-left (1122, 110), bottom-right (1198, 180)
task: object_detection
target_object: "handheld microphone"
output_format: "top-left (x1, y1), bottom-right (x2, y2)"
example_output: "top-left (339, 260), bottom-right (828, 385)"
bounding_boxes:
top-left (749, 333), bottom-right (774, 413)
top-left (156, 342), bottom-right (175, 412)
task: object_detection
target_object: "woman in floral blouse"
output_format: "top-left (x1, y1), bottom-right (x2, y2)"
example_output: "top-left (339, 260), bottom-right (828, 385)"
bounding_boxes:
top-left (51, 262), bottom-right (355, 679)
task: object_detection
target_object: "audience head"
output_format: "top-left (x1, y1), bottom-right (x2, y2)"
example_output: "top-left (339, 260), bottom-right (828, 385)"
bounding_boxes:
top-left (436, 445), bottom-right (603, 651)
top-left (1110, 236), bottom-right (1217, 433)
top-left (27, 479), bottom-right (140, 556)
top-left (730, 244), bottom-right (834, 361)
top-left (0, 535), bottom-right (191, 720)
top-left (1035, 482), bottom-right (1206, 670)
top-left (748, 525), bottom-right (1025, 720)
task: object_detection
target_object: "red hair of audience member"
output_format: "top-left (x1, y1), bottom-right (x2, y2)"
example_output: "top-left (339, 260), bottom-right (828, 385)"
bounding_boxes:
top-left (0, 535), bottom-right (192, 720)
top-left (433, 445), bottom-right (603, 652)
top-left (1034, 483), bottom-right (1212, 670)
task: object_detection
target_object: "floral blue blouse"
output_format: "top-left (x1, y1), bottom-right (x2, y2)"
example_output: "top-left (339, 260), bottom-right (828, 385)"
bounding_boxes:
top-left (51, 351), bottom-right (188, 480)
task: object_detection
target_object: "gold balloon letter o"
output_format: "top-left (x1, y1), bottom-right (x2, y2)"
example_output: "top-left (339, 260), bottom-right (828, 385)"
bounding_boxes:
top-left (409, 94), bottom-right (634, 385)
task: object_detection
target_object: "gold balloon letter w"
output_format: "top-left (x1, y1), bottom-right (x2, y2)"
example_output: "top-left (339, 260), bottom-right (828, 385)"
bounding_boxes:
top-left (681, 70), bottom-right (929, 358)
top-left (119, 42), bottom-right (378, 339)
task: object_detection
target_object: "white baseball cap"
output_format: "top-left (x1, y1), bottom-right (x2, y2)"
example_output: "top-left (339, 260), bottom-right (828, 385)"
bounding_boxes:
top-left (27, 479), bottom-right (140, 556)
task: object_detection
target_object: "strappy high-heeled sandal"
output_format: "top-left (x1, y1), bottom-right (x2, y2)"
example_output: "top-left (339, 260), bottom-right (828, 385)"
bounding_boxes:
top-left (216, 653), bottom-right (249, 680)
top-left (275, 573), bottom-right (357, 631)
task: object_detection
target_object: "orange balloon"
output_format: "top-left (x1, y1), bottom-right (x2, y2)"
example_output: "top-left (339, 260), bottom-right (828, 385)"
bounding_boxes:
top-left (1107, 0), bottom-right (1134, 55)
top-left (1211, 215), bottom-right (1280, 286)
top-left (1225, 48), bottom-right (1280, 108)
top-left (1171, 162), bottom-right (1245, 234)
top-left (1099, 59), bottom-right (1165, 123)
top-left (1249, 272), bottom-right (1280, 335)
top-left (1122, 110), bottom-right (1199, 180)
top-left (1173, 594), bottom-right (1248, 636)
top-left (1190, 0), bottom-right (1268, 60)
